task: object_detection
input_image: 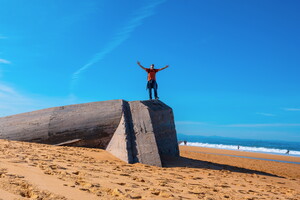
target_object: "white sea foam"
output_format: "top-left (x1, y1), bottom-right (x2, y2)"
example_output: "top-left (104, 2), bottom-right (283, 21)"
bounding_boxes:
top-left (182, 142), bottom-right (300, 156)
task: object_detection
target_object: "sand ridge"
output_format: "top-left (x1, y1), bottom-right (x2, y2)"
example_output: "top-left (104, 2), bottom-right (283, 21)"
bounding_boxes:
top-left (0, 139), bottom-right (299, 200)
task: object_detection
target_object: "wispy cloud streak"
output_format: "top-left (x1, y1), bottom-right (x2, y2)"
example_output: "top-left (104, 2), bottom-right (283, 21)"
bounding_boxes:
top-left (0, 58), bottom-right (11, 64)
top-left (0, 35), bottom-right (7, 39)
top-left (256, 112), bottom-right (276, 117)
top-left (0, 84), bottom-right (18, 96)
top-left (70, 0), bottom-right (166, 90)
top-left (176, 121), bottom-right (207, 125)
top-left (0, 83), bottom-right (79, 117)
top-left (224, 123), bottom-right (300, 127)
top-left (283, 108), bottom-right (300, 111)
top-left (0, 83), bottom-right (35, 116)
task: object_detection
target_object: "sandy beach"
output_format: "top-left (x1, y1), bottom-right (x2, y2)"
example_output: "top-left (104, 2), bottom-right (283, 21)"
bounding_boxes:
top-left (0, 139), bottom-right (299, 200)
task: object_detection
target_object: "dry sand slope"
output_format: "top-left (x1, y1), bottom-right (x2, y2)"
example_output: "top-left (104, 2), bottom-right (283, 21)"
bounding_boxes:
top-left (0, 139), bottom-right (299, 200)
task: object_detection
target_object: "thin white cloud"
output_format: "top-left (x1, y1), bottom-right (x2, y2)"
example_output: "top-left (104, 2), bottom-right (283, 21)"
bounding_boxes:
top-left (70, 0), bottom-right (166, 90)
top-left (0, 58), bottom-right (11, 64)
top-left (0, 83), bottom-right (35, 116)
top-left (256, 112), bottom-right (276, 117)
top-left (283, 108), bottom-right (300, 111)
top-left (176, 121), bottom-right (207, 125)
top-left (224, 123), bottom-right (300, 127)
top-left (0, 35), bottom-right (7, 39)
top-left (0, 84), bottom-right (18, 96)
top-left (0, 83), bottom-right (80, 117)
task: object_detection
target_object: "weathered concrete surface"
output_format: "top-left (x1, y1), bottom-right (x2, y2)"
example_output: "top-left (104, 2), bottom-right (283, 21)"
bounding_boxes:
top-left (0, 100), bottom-right (124, 148)
top-left (0, 100), bottom-right (179, 166)
top-left (128, 101), bottom-right (162, 166)
top-left (139, 101), bottom-right (179, 157)
top-left (106, 113), bottom-right (132, 163)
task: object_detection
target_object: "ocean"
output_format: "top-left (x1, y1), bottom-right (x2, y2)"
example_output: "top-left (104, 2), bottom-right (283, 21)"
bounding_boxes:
top-left (177, 134), bottom-right (300, 157)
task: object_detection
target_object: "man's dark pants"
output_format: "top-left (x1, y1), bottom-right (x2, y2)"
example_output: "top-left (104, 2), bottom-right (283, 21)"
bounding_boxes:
top-left (147, 80), bottom-right (158, 99)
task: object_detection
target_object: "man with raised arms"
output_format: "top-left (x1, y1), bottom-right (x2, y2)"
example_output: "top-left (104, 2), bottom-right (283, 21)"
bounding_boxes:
top-left (137, 61), bottom-right (169, 100)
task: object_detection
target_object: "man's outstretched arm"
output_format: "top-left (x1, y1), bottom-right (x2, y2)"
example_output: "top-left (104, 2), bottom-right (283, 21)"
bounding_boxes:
top-left (137, 61), bottom-right (146, 70)
top-left (158, 65), bottom-right (169, 71)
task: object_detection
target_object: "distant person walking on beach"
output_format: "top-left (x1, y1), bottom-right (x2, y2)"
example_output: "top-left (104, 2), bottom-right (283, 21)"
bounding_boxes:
top-left (137, 61), bottom-right (169, 100)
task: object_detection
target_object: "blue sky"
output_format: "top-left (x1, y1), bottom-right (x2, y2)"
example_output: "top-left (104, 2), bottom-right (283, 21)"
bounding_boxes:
top-left (0, 0), bottom-right (299, 141)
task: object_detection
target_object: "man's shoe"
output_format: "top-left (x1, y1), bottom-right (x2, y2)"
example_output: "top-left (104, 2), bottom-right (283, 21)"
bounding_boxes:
top-left (155, 97), bottom-right (159, 100)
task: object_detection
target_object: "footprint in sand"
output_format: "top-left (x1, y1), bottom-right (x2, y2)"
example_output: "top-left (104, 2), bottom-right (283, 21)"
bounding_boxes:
top-left (0, 170), bottom-right (66, 199)
top-left (116, 182), bottom-right (126, 186)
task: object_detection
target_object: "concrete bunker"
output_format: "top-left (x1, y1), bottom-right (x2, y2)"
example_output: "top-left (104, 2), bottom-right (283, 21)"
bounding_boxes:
top-left (0, 100), bottom-right (179, 167)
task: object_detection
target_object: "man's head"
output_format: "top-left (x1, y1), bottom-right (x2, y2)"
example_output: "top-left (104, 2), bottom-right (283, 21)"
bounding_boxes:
top-left (150, 64), bottom-right (155, 69)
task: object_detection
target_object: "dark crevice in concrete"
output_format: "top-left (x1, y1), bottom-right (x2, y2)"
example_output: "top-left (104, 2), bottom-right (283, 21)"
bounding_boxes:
top-left (123, 101), bottom-right (139, 164)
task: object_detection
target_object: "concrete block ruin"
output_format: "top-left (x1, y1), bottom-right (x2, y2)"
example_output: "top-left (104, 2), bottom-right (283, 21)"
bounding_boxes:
top-left (0, 100), bottom-right (179, 167)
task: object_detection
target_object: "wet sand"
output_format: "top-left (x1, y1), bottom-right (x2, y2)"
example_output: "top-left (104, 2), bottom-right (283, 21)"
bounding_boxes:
top-left (0, 139), bottom-right (299, 200)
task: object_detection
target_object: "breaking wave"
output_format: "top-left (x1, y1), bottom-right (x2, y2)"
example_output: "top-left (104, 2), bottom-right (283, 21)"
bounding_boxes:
top-left (182, 142), bottom-right (300, 157)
